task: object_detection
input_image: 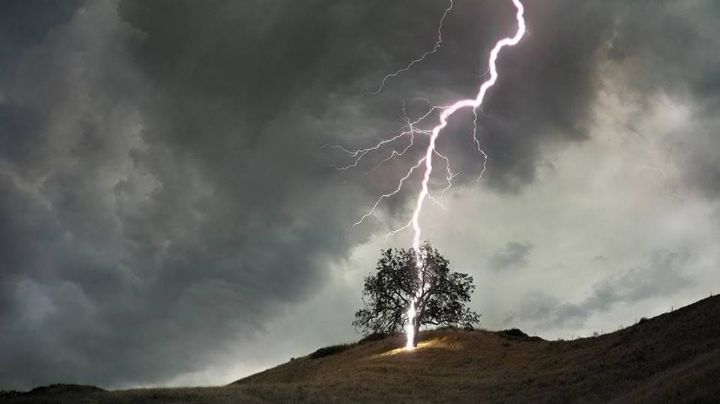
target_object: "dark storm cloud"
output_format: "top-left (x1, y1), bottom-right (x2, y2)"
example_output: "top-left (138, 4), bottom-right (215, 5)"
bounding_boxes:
top-left (606, 0), bottom-right (720, 198)
top-left (488, 242), bottom-right (532, 271)
top-left (1, 0), bottom-right (719, 390)
top-left (314, 0), bottom-right (621, 194)
top-left (0, 0), bottom-right (82, 77)
top-left (512, 252), bottom-right (694, 330)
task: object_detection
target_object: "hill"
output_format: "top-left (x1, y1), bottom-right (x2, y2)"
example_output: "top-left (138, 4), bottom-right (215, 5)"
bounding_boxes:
top-left (4, 295), bottom-right (720, 403)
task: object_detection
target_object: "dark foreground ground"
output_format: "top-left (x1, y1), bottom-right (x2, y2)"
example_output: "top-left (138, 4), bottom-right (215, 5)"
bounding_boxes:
top-left (3, 295), bottom-right (720, 403)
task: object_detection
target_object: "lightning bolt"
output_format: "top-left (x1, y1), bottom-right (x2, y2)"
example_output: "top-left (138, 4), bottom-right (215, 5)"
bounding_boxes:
top-left (330, 0), bottom-right (526, 350)
top-left (406, 0), bottom-right (525, 349)
top-left (368, 0), bottom-right (455, 96)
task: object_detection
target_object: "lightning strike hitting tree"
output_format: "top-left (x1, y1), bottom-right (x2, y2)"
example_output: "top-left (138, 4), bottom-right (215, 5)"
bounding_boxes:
top-left (353, 244), bottom-right (481, 346)
top-left (330, 0), bottom-right (526, 349)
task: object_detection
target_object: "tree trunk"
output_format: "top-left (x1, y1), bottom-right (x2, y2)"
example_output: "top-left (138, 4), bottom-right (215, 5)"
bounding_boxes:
top-left (412, 321), bottom-right (420, 348)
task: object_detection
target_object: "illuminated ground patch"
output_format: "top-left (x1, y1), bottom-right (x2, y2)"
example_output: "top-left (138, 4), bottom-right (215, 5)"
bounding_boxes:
top-left (373, 336), bottom-right (463, 357)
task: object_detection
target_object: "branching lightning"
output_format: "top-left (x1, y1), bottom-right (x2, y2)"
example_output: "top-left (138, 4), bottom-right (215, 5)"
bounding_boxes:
top-left (329, 0), bottom-right (526, 350)
top-left (368, 0), bottom-right (455, 96)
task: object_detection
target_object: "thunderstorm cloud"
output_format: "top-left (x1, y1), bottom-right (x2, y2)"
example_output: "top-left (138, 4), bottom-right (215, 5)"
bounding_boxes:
top-left (1, 0), bottom-right (719, 389)
top-left (488, 242), bottom-right (533, 271)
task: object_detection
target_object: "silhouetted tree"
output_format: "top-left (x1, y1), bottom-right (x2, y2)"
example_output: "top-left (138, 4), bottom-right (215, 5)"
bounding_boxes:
top-left (353, 242), bottom-right (480, 347)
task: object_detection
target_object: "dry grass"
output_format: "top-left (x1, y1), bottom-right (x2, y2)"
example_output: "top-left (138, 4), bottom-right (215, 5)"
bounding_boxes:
top-left (6, 295), bottom-right (720, 403)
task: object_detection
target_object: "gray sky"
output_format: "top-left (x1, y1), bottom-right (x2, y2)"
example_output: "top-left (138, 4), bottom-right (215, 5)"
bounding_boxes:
top-left (1, 0), bottom-right (719, 390)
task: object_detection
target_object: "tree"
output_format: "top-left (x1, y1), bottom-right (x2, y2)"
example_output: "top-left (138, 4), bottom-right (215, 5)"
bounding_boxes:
top-left (353, 242), bottom-right (481, 347)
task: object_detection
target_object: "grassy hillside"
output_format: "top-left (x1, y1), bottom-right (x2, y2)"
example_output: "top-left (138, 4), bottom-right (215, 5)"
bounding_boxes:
top-left (5, 295), bottom-right (720, 403)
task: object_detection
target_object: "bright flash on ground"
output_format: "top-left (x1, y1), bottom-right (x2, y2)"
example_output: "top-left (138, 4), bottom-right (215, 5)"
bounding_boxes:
top-left (376, 338), bottom-right (462, 358)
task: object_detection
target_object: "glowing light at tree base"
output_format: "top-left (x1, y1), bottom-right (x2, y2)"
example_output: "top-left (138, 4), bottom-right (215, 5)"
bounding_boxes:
top-left (405, 301), bottom-right (417, 350)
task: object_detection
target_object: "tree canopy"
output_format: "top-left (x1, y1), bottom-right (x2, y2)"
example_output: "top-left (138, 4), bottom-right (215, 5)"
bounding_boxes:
top-left (353, 242), bottom-right (480, 346)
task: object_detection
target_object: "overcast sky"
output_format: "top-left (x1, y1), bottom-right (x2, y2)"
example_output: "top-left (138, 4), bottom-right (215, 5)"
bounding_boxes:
top-left (1, 0), bottom-right (720, 390)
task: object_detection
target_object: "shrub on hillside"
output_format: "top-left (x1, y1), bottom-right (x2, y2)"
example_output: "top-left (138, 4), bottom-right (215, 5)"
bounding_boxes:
top-left (358, 332), bottom-right (388, 344)
top-left (309, 344), bottom-right (353, 359)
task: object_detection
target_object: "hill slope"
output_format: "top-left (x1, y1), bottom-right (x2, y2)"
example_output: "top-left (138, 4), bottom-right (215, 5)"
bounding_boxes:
top-left (232, 294), bottom-right (720, 403)
top-left (5, 295), bottom-right (720, 403)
